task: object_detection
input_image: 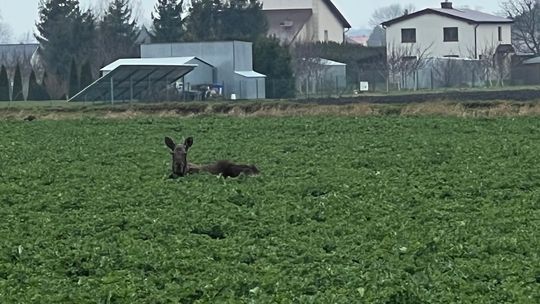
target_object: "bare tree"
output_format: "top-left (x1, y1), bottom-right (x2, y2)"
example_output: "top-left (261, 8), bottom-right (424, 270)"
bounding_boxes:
top-left (501, 0), bottom-right (540, 54)
top-left (17, 32), bottom-right (37, 44)
top-left (385, 42), bottom-right (432, 91)
top-left (291, 43), bottom-right (331, 95)
top-left (468, 43), bottom-right (514, 87)
top-left (432, 58), bottom-right (470, 88)
top-left (369, 3), bottom-right (416, 27)
top-left (493, 50), bottom-right (513, 86)
top-left (0, 9), bottom-right (13, 43)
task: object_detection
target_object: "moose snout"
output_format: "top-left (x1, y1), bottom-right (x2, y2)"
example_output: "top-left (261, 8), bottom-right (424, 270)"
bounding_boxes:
top-left (173, 162), bottom-right (187, 176)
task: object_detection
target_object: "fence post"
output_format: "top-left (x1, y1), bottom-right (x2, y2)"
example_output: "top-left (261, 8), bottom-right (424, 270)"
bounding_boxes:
top-left (110, 76), bottom-right (114, 105)
top-left (430, 69), bottom-right (434, 90)
top-left (130, 76), bottom-right (133, 103)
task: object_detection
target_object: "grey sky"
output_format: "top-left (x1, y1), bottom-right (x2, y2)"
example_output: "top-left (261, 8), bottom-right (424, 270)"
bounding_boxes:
top-left (1, 0), bottom-right (505, 42)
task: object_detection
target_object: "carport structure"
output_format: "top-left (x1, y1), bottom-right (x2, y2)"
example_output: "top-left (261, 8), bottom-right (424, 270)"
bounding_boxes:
top-left (69, 57), bottom-right (198, 103)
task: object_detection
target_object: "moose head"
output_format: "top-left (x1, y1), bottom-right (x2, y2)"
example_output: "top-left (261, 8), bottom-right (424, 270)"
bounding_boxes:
top-left (165, 136), bottom-right (193, 177)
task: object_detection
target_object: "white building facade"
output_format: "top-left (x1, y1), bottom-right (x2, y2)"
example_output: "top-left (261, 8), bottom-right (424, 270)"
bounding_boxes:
top-left (381, 2), bottom-right (514, 90)
top-left (382, 2), bottom-right (513, 59)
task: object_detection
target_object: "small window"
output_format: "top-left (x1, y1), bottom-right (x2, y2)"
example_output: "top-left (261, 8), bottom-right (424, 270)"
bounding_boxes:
top-left (324, 30), bottom-right (329, 42)
top-left (401, 28), bottom-right (416, 43)
top-left (444, 27), bottom-right (458, 42)
top-left (498, 26), bottom-right (502, 41)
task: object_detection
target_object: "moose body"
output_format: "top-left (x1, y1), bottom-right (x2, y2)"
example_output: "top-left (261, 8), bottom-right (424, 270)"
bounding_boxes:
top-left (165, 136), bottom-right (259, 178)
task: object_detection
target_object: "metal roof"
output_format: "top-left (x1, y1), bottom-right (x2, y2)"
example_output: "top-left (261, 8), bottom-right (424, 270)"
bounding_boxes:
top-left (234, 71), bottom-right (266, 78)
top-left (101, 57), bottom-right (204, 72)
top-left (382, 8), bottom-right (513, 27)
top-left (70, 58), bottom-right (197, 102)
top-left (319, 58), bottom-right (346, 66)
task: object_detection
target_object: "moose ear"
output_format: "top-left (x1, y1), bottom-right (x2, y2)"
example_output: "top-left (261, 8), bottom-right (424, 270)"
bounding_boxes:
top-left (184, 137), bottom-right (193, 149)
top-left (165, 136), bottom-right (176, 150)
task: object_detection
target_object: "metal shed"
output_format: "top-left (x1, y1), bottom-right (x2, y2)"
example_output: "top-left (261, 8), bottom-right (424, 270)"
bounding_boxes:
top-left (141, 41), bottom-right (267, 99)
top-left (70, 57), bottom-right (200, 102)
top-left (234, 71), bottom-right (266, 99)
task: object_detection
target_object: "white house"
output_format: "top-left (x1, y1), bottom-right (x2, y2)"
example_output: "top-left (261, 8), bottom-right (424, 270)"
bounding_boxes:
top-left (382, 1), bottom-right (513, 59)
top-left (262, 0), bottom-right (351, 45)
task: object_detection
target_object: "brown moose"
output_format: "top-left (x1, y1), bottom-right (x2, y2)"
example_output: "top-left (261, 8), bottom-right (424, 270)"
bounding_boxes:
top-left (165, 136), bottom-right (259, 178)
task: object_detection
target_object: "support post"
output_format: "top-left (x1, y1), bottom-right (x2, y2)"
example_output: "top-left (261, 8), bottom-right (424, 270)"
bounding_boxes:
top-left (110, 77), bottom-right (114, 105)
top-left (130, 76), bottom-right (133, 103)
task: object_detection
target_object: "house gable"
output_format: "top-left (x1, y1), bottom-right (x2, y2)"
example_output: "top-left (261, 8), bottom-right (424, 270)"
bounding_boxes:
top-left (262, 0), bottom-right (350, 43)
top-left (265, 9), bottom-right (313, 45)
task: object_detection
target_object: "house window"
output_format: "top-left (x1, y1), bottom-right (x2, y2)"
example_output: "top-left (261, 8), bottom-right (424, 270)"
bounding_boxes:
top-left (324, 30), bottom-right (329, 42)
top-left (498, 26), bottom-right (502, 41)
top-left (444, 27), bottom-right (459, 41)
top-left (401, 28), bottom-right (416, 43)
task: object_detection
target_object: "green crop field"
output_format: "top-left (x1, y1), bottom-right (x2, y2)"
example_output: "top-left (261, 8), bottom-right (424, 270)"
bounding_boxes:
top-left (1, 116), bottom-right (539, 303)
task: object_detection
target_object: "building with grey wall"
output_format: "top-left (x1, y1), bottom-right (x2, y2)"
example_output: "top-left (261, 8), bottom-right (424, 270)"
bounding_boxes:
top-left (141, 41), bottom-right (266, 99)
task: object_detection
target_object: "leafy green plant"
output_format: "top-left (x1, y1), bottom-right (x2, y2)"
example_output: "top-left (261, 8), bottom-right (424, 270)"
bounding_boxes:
top-left (0, 116), bottom-right (539, 302)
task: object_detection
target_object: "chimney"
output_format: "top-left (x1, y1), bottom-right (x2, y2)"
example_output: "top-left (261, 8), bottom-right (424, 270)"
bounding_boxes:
top-left (441, 1), bottom-right (453, 9)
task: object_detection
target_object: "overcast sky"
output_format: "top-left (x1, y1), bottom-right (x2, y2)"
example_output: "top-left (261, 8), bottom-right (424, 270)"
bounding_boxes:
top-left (1, 0), bottom-right (505, 42)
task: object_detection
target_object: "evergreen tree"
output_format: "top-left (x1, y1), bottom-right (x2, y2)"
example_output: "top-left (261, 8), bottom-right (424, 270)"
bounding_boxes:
top-left (253, 36), bottom-right (294, 98)
top-left (185, 0), bottom-right (222, 41)
top-left (152, 0), bottom-right (185, 43)
top-left (185, 0), bottom-right (266, 42)
top-left (80, 61), bottom-right (94, 89)
top-left (35, 0), bottom-right (95, 98)
top-left (68, 59), bottom-right (79, 98)
top-left (0, 65), bottom-right (9, 101)
top-left (27, 69), bottom-right (50, 101)
top-left (98, 0), bottom-right (138, 65)
top-left (12, 64), bottom-right (23, 101)
top-left (221, 0), bottom-right (267, 42)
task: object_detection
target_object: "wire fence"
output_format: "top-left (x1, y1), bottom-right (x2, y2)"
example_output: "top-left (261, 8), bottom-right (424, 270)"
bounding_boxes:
top-left (3, 64), bottom-right (540, 104)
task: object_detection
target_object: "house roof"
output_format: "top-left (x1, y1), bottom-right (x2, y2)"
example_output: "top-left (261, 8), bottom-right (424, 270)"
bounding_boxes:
top-left (323, 0), bottom-right (351, 28)
top-left (382, 8), bottom-right (513, 27)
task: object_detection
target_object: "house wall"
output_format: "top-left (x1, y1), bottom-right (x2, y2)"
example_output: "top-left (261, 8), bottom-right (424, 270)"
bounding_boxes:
top-left (314, 0), bottom-right (344, 43)
top-left (263, 0), bottom-right (345, 43)
top-left (385, 14), bottom-right (511, 58)
top-left (477, 23), bottom-right (512, 54)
